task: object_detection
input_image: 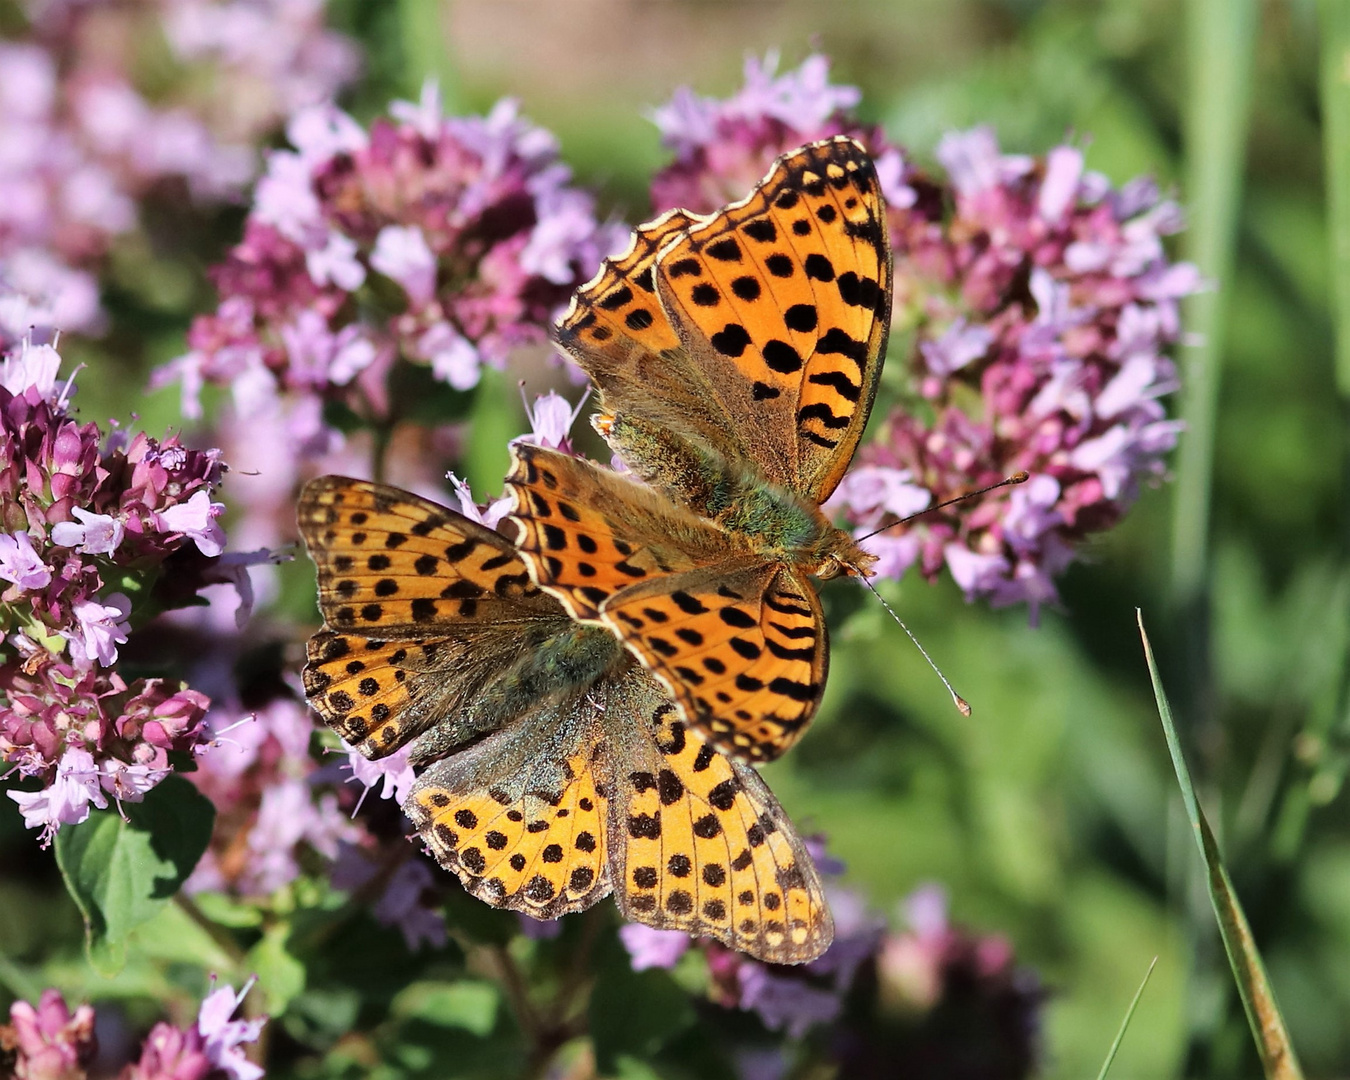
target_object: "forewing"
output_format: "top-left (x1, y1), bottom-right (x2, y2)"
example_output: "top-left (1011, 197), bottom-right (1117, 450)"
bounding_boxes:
top-left (503, 444), bottom-right (738, 621)
top-left (608, 678), bottom-right (833, 964)
top-left (654, 136), bottom-right (891, 501)
top-left (405, 691), bottom-right (613, 919)
top-left (298, 476), bottom-right (553, 760)
top-left (556, 208), bottom-right (697, 367)
top-left (600, 565), bottom-right (827, 763)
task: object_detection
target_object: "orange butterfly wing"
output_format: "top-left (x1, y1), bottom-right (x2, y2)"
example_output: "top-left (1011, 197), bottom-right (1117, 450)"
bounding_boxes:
top-left (300, 477), bottom-right (555, 761)
top-left (554, 136), bottom-right (891, 504)
top-left (653, 136), bottom-right (891, 502)
top-left (609, 680), bottom-right (833, 962)
top-left (303, 477), bottom-right (831, 959)
top-left (505, 445), bottom-right (827, 762)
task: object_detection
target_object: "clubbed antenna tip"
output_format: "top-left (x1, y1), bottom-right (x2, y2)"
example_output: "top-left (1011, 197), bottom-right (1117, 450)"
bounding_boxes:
top-left (857, 575), bottom-right (971, 718)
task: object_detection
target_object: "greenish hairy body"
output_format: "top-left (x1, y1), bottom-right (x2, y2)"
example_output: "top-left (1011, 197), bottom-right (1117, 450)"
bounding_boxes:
top-left (406, 620), bottom-right (623, 764)
top-left (601, 411), bottom-right (872, 579)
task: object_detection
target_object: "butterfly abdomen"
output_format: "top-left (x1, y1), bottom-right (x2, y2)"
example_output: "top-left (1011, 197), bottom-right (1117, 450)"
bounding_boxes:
top-left (472, 622), bottom-right (625, 726)
top-left (598, 410), bottom-right (850, 573)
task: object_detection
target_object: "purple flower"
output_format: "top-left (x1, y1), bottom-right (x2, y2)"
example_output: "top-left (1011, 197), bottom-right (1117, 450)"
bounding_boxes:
top-left (65, 593), bottom-right (132, 667)
top-left (0, 530), bottom-right (52, 590)
top-left (652, 52), bottom-right (860, 157)
top-left (330, 845), bottom-right (448, 952)
top-left (196, 981), bottom-right (266, 1080)
top-left (418, 324), bottom-right (481, 391)
top-left (244, 776), bottom-right (355, 894)
top-left (277, 311), bottom-right (377, 390)
top-left (154, 491), bottom-right (226, 558)
top-left (619, 924), bottom-right (691, 971)
top-left (516, 390), bottom-right (586, 454)
top-left (649, 53), bottom-right (906, 216)
top-left (864, 884), bottom-right (1044, 1071)
top-left (447, 474), bottom-right (512, 530)
top-left (305, 231), bottom-right (366, 292)
top-left (919, 318), bottom-right (994, 377)
top-left (187, 698), bottom-right (364, 897)
top-left (119, 979), bottom-right (267, 1080)
top-left (736, 963), bottom-right (844, 1039)
top-left (99, 759), bottom-right (171, 806)
top-left (0, 335), bottom-right (228, 842)
top-left (1, 988), bottom-right (97, 1080)
top-left (0, 339), bottom-right (63, 400)
top-left (369, 224), bottom-right (437, 306)
top-left (51, 507), bottom-right (125, 555)
top-left (374, 860), bottom-right (448, 951)
top-left (1, 645), bottom-right (210, 830)
top-left (826, 128), bottom-right (1199, 620)
top-left (162, 82), bottom-right (621, 458)
top-left (120, 1020), bottom-right (213, 1080)
top-left (822, 466), bottom-right (930, 579)
top-left (0, 3), bottom-right (357, 340)
top-left (8, 746), bottom-right (108, 843)
top-left (344, 743), bottom-right (415, 806)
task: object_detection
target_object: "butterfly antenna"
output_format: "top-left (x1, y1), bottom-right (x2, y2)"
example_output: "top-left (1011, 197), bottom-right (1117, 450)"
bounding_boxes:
top-left (856, 574), bottom-right (971, 717)
top-left (856, 471), bottom-right (1029, 543)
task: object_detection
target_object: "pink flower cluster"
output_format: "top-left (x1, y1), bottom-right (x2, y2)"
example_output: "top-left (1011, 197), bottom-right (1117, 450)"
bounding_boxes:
top-left (0, 339), bottom-right (229, 840)
top-left (183, 684), bottom-right (444, 948)
top-left (619, 840), bottom-right (883, 1039)
top-left (0, 0), bottom-right (358, 347)
top-left (650, 56), bottom-right (1196, 621)
top-left (649, 52), bottom-right (912, 218)
top-left (186, 697), bottom-right (360, 897)
top-left (159, 85), bottom-right (625, 456)
top-left (0, 982), bottom-right (266, 1080)
top-left (833, 127), bottom-right (1197, 618)
top-left (618, 871), bottom-right (1040, 1060)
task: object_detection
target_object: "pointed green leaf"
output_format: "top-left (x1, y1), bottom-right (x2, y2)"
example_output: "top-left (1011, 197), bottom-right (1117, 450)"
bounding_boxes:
top-left (1137, 612), bottom-right (1303, 1079)
top-left (54, 775), bottom-right (215, 961)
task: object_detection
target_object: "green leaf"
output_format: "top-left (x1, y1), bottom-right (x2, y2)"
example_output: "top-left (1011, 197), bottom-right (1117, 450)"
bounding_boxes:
top-left (1096, 956), bottom-right (1158, 1080)
top-left (54, 774), bottom-right (215, 960)
top-left (612, 1055), bottom-right (663, 1080)
top-left (189, 890), bottom-right (266, 929)
top-left (247, 922), bottom-right (308, 1015)
top-left (588, 934), bottom-right (694, 1075)
top-left (393, 980), bottom-right (500, 1037)
top-left (1137, 612), bottom-right (1304, 1080)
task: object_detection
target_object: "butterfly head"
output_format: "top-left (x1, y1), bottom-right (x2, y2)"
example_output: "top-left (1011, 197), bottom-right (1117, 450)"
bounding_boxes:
top-left (816, 536), bottom-right (878, 582)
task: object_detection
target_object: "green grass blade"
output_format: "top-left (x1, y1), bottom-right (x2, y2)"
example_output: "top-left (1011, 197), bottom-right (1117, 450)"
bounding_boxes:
top-left (1170, 0), bottom-right (1258, 602)
top-left (1095, 956), bottom-right (1158, 1080)
top-left (1137, 611), bottom-right (1304, 1079)
top-left (1322, 0), bottom-right (1350, 398)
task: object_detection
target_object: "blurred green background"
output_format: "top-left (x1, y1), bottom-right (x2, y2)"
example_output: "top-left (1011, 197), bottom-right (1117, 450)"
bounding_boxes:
top-left (10, 1), bottom-right (1349, 1076)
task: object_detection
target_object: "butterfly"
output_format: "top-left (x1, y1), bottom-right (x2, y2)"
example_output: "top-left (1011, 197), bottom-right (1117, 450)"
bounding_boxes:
top-left (298, 476), bottom-right (833, 963)
top-left (504, 136), bottom-right (892, 764)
